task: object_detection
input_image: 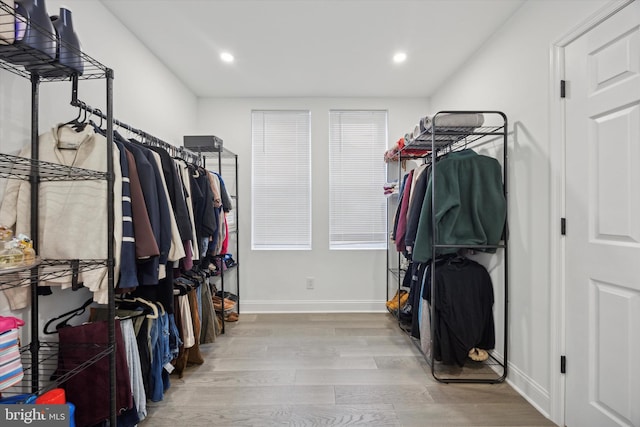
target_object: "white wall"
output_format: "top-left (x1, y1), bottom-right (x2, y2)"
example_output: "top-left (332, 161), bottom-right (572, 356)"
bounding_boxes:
top-left (0, 0), bottom-right (197, 333)
top-left (197, 97), bottom-right (428, 312)
top-left (427, 0), bottom-right (611, 423)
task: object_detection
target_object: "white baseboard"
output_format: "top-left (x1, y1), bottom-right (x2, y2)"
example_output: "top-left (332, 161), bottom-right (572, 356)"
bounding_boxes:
top-left (240, 299), bottom-right (387, 313)
top-left (507, 361), bottom-right (554, 424)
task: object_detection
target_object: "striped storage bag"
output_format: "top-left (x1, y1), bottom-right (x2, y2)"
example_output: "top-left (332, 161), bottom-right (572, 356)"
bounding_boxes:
top-left (0, 316), bottom-right (24, 391)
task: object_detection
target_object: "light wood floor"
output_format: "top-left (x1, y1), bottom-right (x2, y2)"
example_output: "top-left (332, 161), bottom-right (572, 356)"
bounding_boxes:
top-left (142, 313), bottom-right (556, 426)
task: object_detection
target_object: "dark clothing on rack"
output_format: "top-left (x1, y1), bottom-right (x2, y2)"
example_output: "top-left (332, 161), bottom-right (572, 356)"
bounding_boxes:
top-left (124, 148), bottom-right (160, 259)
top-left (409, 262), bottom-right (427, 339)
top-left (114, 140), bottom-right (139, 290)
top-left (171, 294), bottom-right (187, 378)
top-left (135, 317), bottom-right (152, 402)
top-left (391, 172), bottom-right (410, 242)
top-left (405, 164), bottom-right (430, 254)
top-left (140, 144), bottom-right (173, 268)
top-left (430, 257), bottom-right (495, 366)
top-left (214, 172), bottom-right (233, 213)
top-left (395, 169), bottom-right (414, 253)
top-left (186, 288), bottom-right (205, 365)
top-left (122, 141), bottom-right (166, 285)
top-left (191, 168), bottom-right (217, 252)
top-left (132, 262), bottom-right (176, 314)
top-left (148, 146), bottom-right (193, 242)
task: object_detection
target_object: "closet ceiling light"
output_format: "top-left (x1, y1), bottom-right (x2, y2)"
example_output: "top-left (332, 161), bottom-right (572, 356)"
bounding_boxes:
top-left (220, 52), bottom-right (235, 63)
top-left (393, 52), bottom-right (407, 64)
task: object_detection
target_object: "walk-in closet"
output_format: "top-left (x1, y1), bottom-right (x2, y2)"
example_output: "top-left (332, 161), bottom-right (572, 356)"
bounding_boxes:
top-left (1, 0), bottom-right (637, 426)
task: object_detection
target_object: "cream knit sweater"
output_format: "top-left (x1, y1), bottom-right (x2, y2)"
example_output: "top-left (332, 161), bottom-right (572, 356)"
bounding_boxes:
top-left (0, 125), bottom-right (122, 308)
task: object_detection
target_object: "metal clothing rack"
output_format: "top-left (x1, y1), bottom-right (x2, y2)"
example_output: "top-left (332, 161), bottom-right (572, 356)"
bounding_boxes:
top-left (0, 0), bottom-right (116, 423)
top-left (70, 89), bottom-right (233, 341)
top-left (184, 136), bottom-right (239, 334)
top-left (70, 77), bottom-right (204, 167)
top-left (392, 111), bottom-right (509, 384)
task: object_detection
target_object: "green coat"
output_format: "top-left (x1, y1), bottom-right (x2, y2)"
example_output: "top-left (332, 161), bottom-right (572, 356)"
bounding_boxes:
top-left (412, 149), bottom-right (506, 263)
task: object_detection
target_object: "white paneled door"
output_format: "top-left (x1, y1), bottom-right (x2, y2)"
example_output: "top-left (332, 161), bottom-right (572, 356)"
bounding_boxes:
top-left (565, 1), bottom-right (640, 426)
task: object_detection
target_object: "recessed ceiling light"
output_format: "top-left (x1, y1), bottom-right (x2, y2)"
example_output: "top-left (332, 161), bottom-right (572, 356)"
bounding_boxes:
top-left (393, 52), bottom-right (407, 63)
top-left (220, 52), bottom-right (234, 63)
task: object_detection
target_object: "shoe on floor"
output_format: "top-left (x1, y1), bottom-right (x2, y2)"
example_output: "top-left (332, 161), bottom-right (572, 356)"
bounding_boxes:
top-left (213, 296), bottom-right (236, 311)
top-left (386, 290), bottom-right (408, 311)
top-left (225, 312), bottom-right (239, 322)
top-left (468, 347), bottom-right (489, 362)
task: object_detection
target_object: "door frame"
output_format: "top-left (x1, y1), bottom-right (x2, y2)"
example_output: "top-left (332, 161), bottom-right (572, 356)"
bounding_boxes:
top-left (548, 0), bottom-right (635, 425)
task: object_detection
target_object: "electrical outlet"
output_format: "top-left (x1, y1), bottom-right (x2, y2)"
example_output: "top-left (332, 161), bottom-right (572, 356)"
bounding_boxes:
top-left (306, 277), bottom-right (314, 289)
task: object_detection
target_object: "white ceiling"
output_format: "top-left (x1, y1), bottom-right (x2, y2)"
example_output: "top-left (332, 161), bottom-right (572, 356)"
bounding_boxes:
top-left (100, 0), bottom-right (524, 98)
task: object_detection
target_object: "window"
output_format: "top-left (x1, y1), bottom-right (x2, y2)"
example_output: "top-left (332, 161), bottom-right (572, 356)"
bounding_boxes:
top-left (251, 110), bottom-right (311, 250)
top-left (329, 110), bottom-right (388, 249)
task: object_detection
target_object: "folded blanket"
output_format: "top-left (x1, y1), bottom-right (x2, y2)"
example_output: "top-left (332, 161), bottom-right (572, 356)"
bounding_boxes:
top-left (419, 113), bottom-right (485, 133)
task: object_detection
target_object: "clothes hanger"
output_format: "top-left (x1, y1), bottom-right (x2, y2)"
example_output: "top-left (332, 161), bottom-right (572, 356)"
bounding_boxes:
top-left (116, 306), bottom-right (153, 321)
top-left (446, 250), bottom-right (470, 266)
top-left (73, 104), bottom-right (89, 132)
top-left (462, 136), bottom-right (469, 151)
top-left (156, 301), bottom-right (165, 316)
top-left (115, 295), bottom-right (159, 319)
top-left (62, 101), bottom-right (84, 129)
top-left (88, 108), bottom-right (103, 130)
top-left (118, 298), bottom-right (165, 320)
top-left (134, 297), bottom-right (159, 319)
top-left (43, 297), bottom-right (93, 334)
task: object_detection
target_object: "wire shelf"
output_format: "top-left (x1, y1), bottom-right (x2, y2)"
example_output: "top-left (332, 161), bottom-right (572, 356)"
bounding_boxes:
top-left (0, 153), bottom-right (108, 181)
top-left (0, 342), bottom-right (114, 401)
top-left (0, 259), bottom-right (108, 289)
top-left (400, 125), bottom-right (506, 158)
top-left (0, 1), bottom-right (110, 81)
top-left (406, 335), bottom-right (506, 383)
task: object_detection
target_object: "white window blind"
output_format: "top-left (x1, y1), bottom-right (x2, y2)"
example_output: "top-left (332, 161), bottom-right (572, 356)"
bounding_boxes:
top-left (251, 110), bottom-right (311, 250)
top-left (329, 110), bottom-right (388, 250)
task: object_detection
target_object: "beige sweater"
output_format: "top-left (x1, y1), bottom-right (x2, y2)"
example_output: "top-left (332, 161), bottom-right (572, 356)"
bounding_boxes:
top-left (0, 125), bottom-right (122, 308)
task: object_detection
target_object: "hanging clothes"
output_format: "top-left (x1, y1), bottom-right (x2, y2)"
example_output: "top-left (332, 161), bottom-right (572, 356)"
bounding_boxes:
top-left (119, 138), bottom-right (168, 286)
top-left (220, 213), bottom-right (230, 255)
top-left (404, 163), bottom-right (430, 257)
top-left (147, 146), bottom-right (193, 243)
top-left (427, 256), bottom-right (495, 367)
top-left (394, 168), bottom-right (414, 253)
top-left (391, 171), bottom-right (409, 243)
top-left (0, 124), bottom-right (123, 308)
top-left (412, 149), bottom-right (506, 263)
top-left (147, 149), bottom-right (186, 264)
top-left (120, 318), bottom-right (147, 423)
top-left (190, 167), bottom-right (217, 258)
top-left (215, 172), bottom-right (233, 213)
top-left (186, 288), bottom-right (205, 365)
top-left (113, 139), bottom-right (139, 290)
top-left (175, 159), bottom-right (199, 262)
top-left (124, 147), bottom-right (160, 260)
top-left (206, 171), bottom-right (224, 256)
top-left (199, 275), bottom-right (218, 343)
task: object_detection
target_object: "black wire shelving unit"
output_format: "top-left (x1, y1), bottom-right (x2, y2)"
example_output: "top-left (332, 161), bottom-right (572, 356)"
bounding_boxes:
top-left (0, 1), bottom-right (116, 423)
top-left (184, 135), bottom-right (240, 334)
top-left (390, 111), bottom-right (509, 384)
